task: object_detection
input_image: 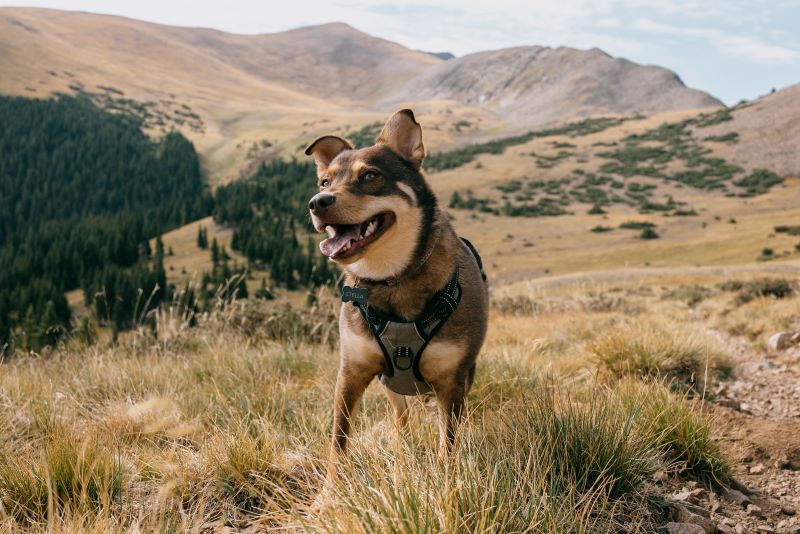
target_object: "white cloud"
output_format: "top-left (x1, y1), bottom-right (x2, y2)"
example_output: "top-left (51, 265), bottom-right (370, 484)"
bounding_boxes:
top-left (633, 18), bottom-right (799, 62)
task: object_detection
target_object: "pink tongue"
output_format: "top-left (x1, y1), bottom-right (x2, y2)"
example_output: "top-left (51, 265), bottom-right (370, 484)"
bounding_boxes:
top-left (320, 225), bottom-right (360, 257)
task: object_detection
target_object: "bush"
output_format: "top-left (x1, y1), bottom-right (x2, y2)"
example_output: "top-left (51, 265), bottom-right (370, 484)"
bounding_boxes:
top-left (591, 225), bottom-right (613, 233)
top-left (619, 221), bottom-right (655, 230)
top-left (640, 227), bottom-right (659, 239)
top-left (734, 169), bottom-right (784, 195)
top-left (588, 204), bottom-right (606, 215)
top-left (775, 225), bottom-right (800, 235)
top-left (721, 278), bottom-right (795, 304)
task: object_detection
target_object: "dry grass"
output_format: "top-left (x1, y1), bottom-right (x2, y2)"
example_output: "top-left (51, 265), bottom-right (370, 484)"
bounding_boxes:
top-left (0, 273), bottom-right (766, 532)
top-left (591, 320), bottom-right (733, 394)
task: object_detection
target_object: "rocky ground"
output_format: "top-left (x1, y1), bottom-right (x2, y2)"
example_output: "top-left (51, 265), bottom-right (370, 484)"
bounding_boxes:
top-left (661, 330), bottom-right (800, 534)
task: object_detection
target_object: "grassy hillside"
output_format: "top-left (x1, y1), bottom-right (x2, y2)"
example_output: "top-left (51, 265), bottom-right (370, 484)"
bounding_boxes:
top-left (2, 269), bottom-right (799, 532)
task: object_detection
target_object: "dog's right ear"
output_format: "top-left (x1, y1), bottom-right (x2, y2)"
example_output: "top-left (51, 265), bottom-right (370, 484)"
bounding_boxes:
top-left (305, 135), bottom-right (353, 175)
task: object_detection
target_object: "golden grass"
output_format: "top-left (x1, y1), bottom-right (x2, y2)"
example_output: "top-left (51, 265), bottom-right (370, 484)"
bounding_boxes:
top-left (3, 271), bottom-right (780, 531)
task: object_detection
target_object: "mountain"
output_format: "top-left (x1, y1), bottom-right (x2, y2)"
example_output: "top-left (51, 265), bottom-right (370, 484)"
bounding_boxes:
top-left (700, 83), bottom-right (800, 177)
top-left (385, 46), bottom-right (721, 126)
top-left (0, 7), bottom-right (723, 181)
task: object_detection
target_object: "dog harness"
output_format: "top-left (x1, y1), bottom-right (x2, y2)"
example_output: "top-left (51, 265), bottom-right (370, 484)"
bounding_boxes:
top-left (343, 237), bottom-right (485, 396)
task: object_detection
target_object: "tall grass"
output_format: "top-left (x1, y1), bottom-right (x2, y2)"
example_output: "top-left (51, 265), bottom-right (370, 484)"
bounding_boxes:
top-left (0, 281), bottom-right (743, 532)
top-left (0, 427), bottom-right (122, 525)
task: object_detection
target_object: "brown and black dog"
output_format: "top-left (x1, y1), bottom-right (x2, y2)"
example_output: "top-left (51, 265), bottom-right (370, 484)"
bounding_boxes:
top-left (305, 109), bottom-right (489, 475)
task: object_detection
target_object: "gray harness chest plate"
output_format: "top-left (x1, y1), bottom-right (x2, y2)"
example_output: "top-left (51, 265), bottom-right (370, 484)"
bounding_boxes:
top-left (376, 321), bottom-right (432, 395)
top-left (354, 269), bottom-right (462, 396)
top-left (343, 236), bottom-right (486, 397)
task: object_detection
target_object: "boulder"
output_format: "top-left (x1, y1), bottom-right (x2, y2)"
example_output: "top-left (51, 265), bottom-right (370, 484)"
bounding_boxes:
top-left (664, 522), bottom-right (706, 534)
top-left (768, 332), bottom-right (800, 351)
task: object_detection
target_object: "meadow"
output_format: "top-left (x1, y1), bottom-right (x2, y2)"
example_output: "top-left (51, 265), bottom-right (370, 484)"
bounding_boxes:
top-left (4, 267), bottom-right (798, 533)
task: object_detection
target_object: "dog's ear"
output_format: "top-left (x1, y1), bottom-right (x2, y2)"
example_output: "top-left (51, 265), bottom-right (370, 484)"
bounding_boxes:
top-left (377, 109), bottom-right (425, 170)
top-left (305, 135), bottom-right (353, 174)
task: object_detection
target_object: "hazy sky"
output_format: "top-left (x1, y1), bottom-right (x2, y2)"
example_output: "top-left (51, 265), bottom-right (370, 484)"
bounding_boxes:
top-left (3, 0), bottom-right (799, 104)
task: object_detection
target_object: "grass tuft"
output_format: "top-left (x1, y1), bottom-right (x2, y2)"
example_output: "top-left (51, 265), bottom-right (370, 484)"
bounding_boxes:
top-left (0, 428), bottom-right (123, 525)
top-left (592, 322), bottom-right (732, 393)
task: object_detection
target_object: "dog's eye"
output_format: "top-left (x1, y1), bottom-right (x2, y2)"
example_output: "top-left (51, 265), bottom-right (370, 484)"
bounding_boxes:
top-left (360, 171), bottom-right (377, 183)
top-left (320, 178), bottom-right (330, 188)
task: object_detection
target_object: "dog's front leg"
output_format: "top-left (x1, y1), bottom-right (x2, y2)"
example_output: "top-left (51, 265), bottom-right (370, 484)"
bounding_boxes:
top-left (328, 363), bottom-right (375, 479)
top-left (434, 378), bottom-right (466, 459)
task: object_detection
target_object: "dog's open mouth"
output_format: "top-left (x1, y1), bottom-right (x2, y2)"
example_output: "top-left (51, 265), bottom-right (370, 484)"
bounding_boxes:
top-left (319, 211), bottom-right (396, 260)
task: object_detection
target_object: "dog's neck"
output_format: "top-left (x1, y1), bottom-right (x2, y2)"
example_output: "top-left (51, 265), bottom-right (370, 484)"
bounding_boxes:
top-left (344, 210), bottom-right (458, 320)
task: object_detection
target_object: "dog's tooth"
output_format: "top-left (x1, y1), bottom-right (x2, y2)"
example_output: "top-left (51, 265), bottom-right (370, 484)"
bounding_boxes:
top-left (325, 225), bottom-right (336, 238)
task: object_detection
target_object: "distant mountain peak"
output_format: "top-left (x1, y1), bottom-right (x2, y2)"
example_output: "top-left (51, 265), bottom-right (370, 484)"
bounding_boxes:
top-left (423, 51), bottom-right (455, 61)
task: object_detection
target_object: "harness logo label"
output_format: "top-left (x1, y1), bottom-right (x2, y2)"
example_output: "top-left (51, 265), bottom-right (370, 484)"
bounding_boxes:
top-left (341, 285), bottom-right (369, 307)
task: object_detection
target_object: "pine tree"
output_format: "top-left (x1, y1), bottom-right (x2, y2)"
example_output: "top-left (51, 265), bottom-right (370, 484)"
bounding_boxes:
top-left (211, 238), bottom-right (220, 266)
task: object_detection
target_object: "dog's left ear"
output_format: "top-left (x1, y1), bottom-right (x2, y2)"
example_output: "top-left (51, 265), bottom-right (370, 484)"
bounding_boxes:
top-left (377, 109), bottom-right (425, 170)
top-left (305, 135), bottom-right (353, 175)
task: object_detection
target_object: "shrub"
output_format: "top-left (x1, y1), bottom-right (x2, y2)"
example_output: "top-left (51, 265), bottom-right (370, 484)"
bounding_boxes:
top-left (734, 169), bottom-right (784, 195)
top-left (619, 221), bottom-right (655, 230)
top-left (775, 225), bottom-right (800, 235)
top-left (703, 132), bottom-right (739, 144)
top-left (591, 225), bottom-right (613, 233)
top-left (722, 277), bottom-right (795, 304)
top-left (640, 227), bottom-right (659, 239)
top-left (588, 204), bottom-right (606, 215)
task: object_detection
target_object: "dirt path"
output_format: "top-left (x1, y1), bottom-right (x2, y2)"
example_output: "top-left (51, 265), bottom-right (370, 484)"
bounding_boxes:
top-left (692, 330), bottom-right (800, 533)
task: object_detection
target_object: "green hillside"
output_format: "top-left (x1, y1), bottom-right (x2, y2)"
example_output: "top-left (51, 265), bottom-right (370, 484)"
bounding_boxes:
top-left (0, 95), bottom-right (211, 351)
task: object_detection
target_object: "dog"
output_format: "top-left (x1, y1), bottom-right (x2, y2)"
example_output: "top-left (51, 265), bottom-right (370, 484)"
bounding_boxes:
top-left (305, 109), bottom-right (489, 475)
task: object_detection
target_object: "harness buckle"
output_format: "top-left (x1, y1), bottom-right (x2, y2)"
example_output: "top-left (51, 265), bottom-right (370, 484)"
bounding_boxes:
top-left (393, 346), bottom-right (414, 370)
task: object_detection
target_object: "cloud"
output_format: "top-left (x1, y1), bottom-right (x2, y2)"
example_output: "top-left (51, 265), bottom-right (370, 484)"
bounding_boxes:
top-left (632, 18), bottom-right (799, 62)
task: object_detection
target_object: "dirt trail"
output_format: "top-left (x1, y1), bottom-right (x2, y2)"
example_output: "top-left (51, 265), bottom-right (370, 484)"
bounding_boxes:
top-left (699, 329), bottom-right (800, 533)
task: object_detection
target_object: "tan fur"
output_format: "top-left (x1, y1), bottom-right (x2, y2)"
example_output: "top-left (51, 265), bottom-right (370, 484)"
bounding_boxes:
top-left (344, 196), bottom-right (422, 279)
top-left (306, 109), bottom-right (489, 480)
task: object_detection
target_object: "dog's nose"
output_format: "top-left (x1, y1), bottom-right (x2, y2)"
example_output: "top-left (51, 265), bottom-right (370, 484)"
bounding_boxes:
top-left (308, 193), bottom-right (336, 213)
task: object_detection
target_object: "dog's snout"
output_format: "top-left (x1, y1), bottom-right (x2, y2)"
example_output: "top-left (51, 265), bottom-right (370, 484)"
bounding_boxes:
top-left (308, 193), bottom-right (336, 213)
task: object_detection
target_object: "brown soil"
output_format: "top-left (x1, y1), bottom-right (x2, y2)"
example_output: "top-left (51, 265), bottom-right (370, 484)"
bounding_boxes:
top-left (699, 332), bottom-right (800, 533)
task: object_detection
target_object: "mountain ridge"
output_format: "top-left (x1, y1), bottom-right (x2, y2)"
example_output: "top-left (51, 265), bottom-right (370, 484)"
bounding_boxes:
top-left (0, 7), bottom-right (726, 181)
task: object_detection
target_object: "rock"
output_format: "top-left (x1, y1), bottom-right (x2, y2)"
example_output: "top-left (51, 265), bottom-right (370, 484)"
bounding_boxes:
top-left (782, 504), bottom-right (797, 516)
top-left (777, 524), bottom-right (800, 534)
top-left (757, 526), bottom-right (775, 533)
top-left (653, 470), bottom-right (668, 482)
top-left (664, 522), bottom-right (706, 534)
top-left (674, 508), bottom-right (716, 533)
top-left (673, 488), bottom-right (706, 505)
top-left (748, 504), bottom-right (764, 517)
top-left (724, 489), bottom-right (752, 507)
top-left (735, 524), bottom-right (747, 534)
top-left (751, 463), bottom-right (767, 475)
top-left (717, 524), bottom-right (734, 534)
top-left (768, 332), bottom-right (800, 351)
top-left (718, 398), bottom-right (742, 410)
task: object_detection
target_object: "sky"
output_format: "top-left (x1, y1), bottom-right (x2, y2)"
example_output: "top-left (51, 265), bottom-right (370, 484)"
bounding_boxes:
top-left (3, 0), bottom-right (799, 104)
